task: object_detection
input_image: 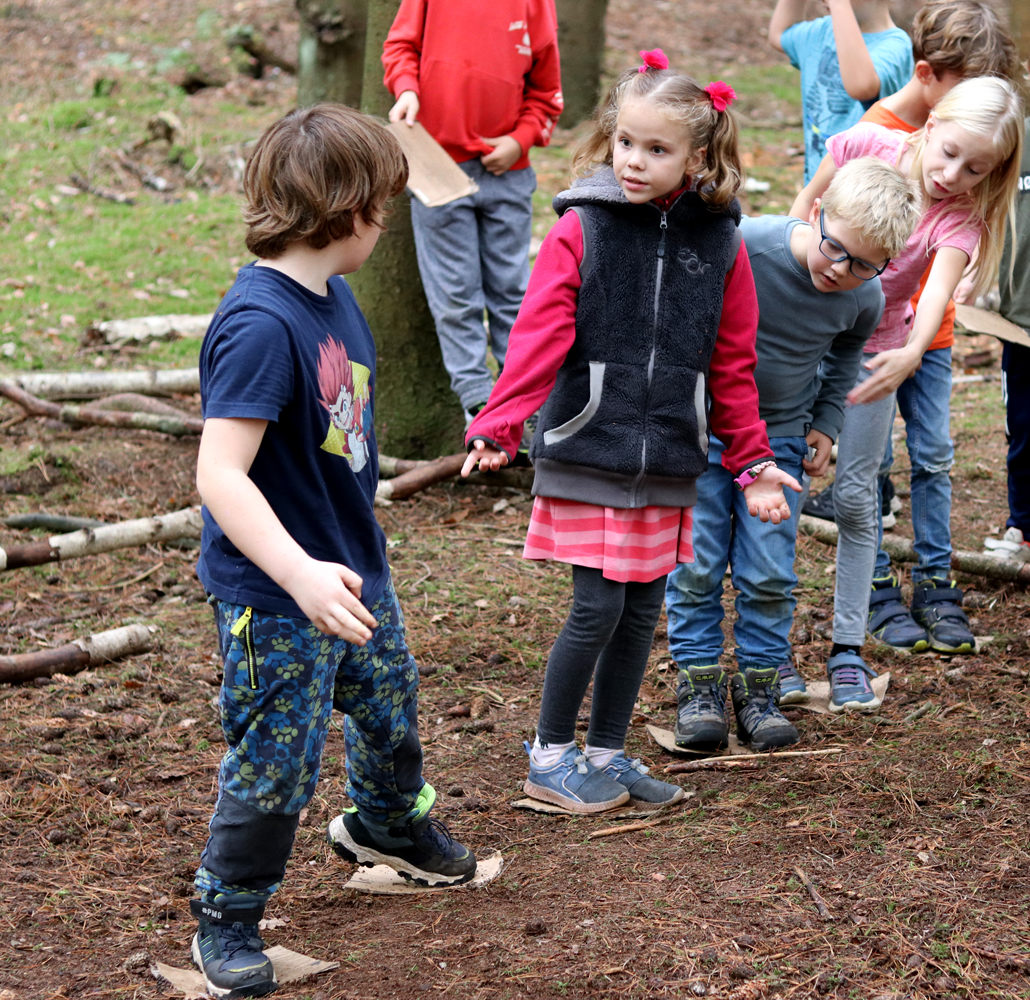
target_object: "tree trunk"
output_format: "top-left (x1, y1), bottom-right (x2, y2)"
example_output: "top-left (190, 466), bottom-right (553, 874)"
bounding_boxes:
top-left (554, 0), bottom-right (609, 128)
top-left (347, 0), bottom-right (464, 458)
top-left (1013, 0), bottom-right (1030, 101)
top-left (295, 0), bottom-right (368, 108)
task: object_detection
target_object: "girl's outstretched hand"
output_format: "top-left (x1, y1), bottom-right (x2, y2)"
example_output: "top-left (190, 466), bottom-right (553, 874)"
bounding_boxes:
top-left (462, 439), bottom-right (510, 477)
top-left (848, 347), bottom-right (921, 405)
top-left (743, 466), bottom-right (802, 524)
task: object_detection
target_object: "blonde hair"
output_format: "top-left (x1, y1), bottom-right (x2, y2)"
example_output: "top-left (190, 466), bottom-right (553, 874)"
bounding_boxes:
top-left (911, 0), bottom-right (1016, 82)
top-left (904, 75), bottom-right (1024, 298)
top-left (822, 158), bottom-right (922, 259)
top-left (571, 65), bottom-right (742, 210)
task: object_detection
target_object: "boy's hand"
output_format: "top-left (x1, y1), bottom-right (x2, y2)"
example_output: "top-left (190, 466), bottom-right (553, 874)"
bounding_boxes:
top-left (462, 439), bottom-right (509, 476)
top-left (803, 428), bottom-right (834, 478)
top-left (283, 557), bottom-right (377, 644)
top-left (480, 136), bottom-right (522, 175)
top-left (743, 466), bottom-right (802, 524)
top-left (389, 90), bottom-right (420, 126)
top-left (848, 348), bottom-right (921, 405)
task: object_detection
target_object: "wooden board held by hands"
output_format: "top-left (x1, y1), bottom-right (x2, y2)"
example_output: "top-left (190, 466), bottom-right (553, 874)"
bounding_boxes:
top-left (389, 121), bottom-right (479, 207)
top-left (954, 303), bottom-right (1030, 349)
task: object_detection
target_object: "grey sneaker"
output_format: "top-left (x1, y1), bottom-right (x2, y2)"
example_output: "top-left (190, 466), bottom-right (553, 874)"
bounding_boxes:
top-left (598, 751), bottom-right (685, 809)
top-left (522, 741), bottom-right (629, 813)
top-left (826, 650), bottom-right (879, 713)
top-left (730, 667), bottom-right (799, 752)
top-left (674, 665), bottom-right (729, 751)
top-left (774, 660), bottom-right (808, 705)
top-left (190, 895), bottom-right (277, 998)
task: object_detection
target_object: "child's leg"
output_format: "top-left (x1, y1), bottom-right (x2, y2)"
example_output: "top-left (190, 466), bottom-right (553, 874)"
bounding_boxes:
top-left (535, 565), bottom-right (630, 745)
top-left (665, 437), bottom-right (734, 668)
top-left (1003, 342), bottom-right (1030, 535)
top-left (328, 579), bottom-right (476, 886)
top-left (409, 175), bottom-right (492, 412)
top-left (474, 165), bottom-right (535, 370)
top-left (192, 601), bottom-right (344, 996)
top-left (897, 348), bottom-right (954, 580)
top-left (831, 365), bottom-right (898, 647)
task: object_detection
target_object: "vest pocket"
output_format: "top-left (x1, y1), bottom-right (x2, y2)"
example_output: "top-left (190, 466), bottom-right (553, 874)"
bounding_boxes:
top-left (542, 361), bottom-right (606, 446)
top-left (647, 366), bottom-right (710, 477)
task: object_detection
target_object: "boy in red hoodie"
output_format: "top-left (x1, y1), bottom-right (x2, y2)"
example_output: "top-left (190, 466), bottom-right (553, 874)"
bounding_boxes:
top-left (383, 0), bottom-right (563, 431)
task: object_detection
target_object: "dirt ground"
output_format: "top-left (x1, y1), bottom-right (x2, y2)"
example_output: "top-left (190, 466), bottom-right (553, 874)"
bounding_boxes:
top-left (1, 2), bottom-right (1029, 1000)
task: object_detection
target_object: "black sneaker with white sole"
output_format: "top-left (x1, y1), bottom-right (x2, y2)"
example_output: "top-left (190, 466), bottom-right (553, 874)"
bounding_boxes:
top-left (189, 895), bottom-right (277, 999)
top-left (327, 809), bottom-right (477, 887)
top-left (802, 483), bottom-right (835, 521)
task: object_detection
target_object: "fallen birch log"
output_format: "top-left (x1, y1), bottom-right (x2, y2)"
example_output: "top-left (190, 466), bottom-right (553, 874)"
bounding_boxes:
top-left (378, 454), bottom-right (535, 491)
top-left (88, 314), bottom-right (211, 347)
top-left (378, 455), bottom-right (432, 479)
top-left (8, 369), bottom-right (200, 400)
top-left (798, 514), bottom-right (1030, 584)
top-left (0, 382), bottom-right (203, 436)
top-left (376, 454), bottom-right (467, 501)
top-left (3, 514), bottom-right (107, 532)
top-left (0, 506), bottom-right (203, 571)
top-left (82, 393), bottom-right (196, 419)
top-left (0, 623), bottom-right (154, 684)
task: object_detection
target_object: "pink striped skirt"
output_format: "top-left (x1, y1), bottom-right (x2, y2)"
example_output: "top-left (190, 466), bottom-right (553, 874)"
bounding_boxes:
top-left (523, 496), bottom-right (694, 583)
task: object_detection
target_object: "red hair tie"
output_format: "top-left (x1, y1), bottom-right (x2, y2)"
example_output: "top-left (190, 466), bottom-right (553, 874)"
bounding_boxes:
top-left (704, 81), bottom-right (736, 112)
top-left (638, 48), bottom-right (669, 73)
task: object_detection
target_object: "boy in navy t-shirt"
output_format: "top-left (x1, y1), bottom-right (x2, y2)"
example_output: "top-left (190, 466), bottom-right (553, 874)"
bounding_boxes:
top-left (190, 105), bottom-right (476, 999)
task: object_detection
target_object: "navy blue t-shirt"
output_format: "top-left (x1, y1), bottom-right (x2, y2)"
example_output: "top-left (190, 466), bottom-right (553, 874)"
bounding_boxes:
top-left (196, 264), bottom-right (388, 617)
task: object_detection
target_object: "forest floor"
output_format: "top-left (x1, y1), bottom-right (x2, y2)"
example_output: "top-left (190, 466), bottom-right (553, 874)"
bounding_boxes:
top-left (1, 2), bottom-right (1028, 999)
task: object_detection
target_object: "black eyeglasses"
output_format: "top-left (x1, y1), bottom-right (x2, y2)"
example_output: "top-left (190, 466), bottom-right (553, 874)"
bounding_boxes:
top-left (818, 209), bottom-right (889, 281)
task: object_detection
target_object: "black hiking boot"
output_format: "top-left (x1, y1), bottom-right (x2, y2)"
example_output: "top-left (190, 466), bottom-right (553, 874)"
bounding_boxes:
top-left (730, 666), bottom-right (799, 752)
top-left (190, 894), bottom-right (277, 999)
top-left (674, 665), bottom-right (729, 751)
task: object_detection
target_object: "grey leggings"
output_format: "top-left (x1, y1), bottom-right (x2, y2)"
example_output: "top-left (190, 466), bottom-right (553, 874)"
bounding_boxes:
top-left (536, 565), bottom-right (667, 749)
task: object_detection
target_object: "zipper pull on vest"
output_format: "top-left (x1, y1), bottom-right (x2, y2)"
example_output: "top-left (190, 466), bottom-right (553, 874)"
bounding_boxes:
top-left (657, 211), bottom-right (668, 258)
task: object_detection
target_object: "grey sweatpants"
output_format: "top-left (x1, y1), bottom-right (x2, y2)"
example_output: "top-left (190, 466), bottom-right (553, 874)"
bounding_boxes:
top-left (410, 161), bottom-right (536, 411)
top-left (832, 357), bottom-right (898, 646)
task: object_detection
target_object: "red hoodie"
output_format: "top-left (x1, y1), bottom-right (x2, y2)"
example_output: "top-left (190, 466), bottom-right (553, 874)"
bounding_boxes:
top-left (382, 0), bottom-right (564, 170)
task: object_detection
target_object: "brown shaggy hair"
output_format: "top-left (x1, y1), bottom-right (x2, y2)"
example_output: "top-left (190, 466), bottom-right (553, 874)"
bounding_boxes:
top-left (911, 0), bottom-right (1016, 82)
top-left (572, 65), bottom-right (742, 210)
top-left (244, 104), bottom-right (408, 259)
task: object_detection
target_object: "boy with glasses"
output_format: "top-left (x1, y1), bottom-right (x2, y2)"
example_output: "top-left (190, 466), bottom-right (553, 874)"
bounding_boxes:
top-left (665, 157), bottom-right (920, 750)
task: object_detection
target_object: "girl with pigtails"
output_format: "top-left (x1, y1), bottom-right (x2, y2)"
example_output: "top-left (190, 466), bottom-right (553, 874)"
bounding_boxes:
top-left (461, 50), bottom-right (801, 814)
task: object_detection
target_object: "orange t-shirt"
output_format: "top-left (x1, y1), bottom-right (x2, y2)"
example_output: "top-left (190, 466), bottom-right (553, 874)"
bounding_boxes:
top-left (860, 102), bottom-right (956, 351)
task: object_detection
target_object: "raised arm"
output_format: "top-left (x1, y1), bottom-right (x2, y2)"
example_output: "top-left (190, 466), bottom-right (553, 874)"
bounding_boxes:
top-left (769, 0), bottom-right (808, 52)
top-left (826, 0), bottom-right (881, 101)
top-left (790, 154), bottom-right (839, 219)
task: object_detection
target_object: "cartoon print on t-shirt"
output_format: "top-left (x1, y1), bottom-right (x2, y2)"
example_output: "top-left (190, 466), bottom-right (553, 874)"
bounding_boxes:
top-left (317, 337), bottom-right (372, 472)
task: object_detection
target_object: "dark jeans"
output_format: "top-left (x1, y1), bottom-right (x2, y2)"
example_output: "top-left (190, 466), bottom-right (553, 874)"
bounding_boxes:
top-left (536, 565), bottom-right (666, 749)
top-left (1003, 341), bottom-right (1030, 535)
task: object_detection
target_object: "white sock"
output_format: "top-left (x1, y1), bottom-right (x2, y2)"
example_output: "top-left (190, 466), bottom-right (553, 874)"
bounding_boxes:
top-left (583, 745), bottom-right (622, 768)
top-left (530, 737), bottom-right (576, 768)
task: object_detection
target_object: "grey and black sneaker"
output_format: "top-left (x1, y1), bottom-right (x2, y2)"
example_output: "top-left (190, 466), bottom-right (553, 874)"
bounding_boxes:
top-left (802, 482), bottom-right (835, 521)
top-left (327, 807), bottom-right (477, 888)
top-left (190, 894), bottom-right (277, 998)
top-left (911, 577), bottom-right (976, 653)
top-left (867, 574), bottom-right (930, 651)
top-left (674, 665), bottom-right (729, 751)
top-left (774, 659), bottom-right (808, 705)
top-left (730, 666), bottom-right (799, 752)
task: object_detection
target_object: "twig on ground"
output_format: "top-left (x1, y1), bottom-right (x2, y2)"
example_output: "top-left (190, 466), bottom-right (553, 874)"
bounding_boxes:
top-left (588, 815), bottom-right (671, 839)
top-left (794, 867), bottom-right (834, 921)
top-left (69, 172), bottom-right (135, 205)
top-left (663, 746), bottom-right (847, 774)
top-left (903, 702), bottom-right (934, 723)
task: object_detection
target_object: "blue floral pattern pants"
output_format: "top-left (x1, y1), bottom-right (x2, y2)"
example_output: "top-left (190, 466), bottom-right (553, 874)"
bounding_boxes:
top-left (194, 578), bottom-right (425, 901)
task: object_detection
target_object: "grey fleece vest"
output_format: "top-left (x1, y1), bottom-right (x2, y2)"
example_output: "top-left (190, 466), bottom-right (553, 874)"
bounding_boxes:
top-left (529, 168), bottom-right (741, 507)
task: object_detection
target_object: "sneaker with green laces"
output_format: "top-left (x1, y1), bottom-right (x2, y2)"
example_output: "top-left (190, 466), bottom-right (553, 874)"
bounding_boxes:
top-left (730, 666), bottom-right (799, 752)
top-left (674, 665), bottom-right (729, 751)
top-left (190, 894), bottom-right (277, 998)
top-left (327, 789), bottom-right (477, 888)
top-left (911, 577), bottom-right (975, 653)
top-left (598, 751), bottom-right (685, 809)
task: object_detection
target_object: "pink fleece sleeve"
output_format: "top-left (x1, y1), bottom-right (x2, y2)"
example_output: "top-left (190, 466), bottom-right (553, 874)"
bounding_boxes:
top-left (707, 240), bottom-right (774, 473)
top-left (465, 211), bottom-right (582, 459)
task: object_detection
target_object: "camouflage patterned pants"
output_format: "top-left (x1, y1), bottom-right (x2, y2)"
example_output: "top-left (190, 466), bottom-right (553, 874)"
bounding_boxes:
top-left (194, 578), bottom-right (425, 900)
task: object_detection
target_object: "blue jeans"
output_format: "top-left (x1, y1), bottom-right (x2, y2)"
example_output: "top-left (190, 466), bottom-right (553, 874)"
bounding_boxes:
top-left (875, 347), bottom-right (953, 581)
top-left (666, 436), bottom-right (807, 668)
top-left (410, 162), bottom-right (536, 411)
